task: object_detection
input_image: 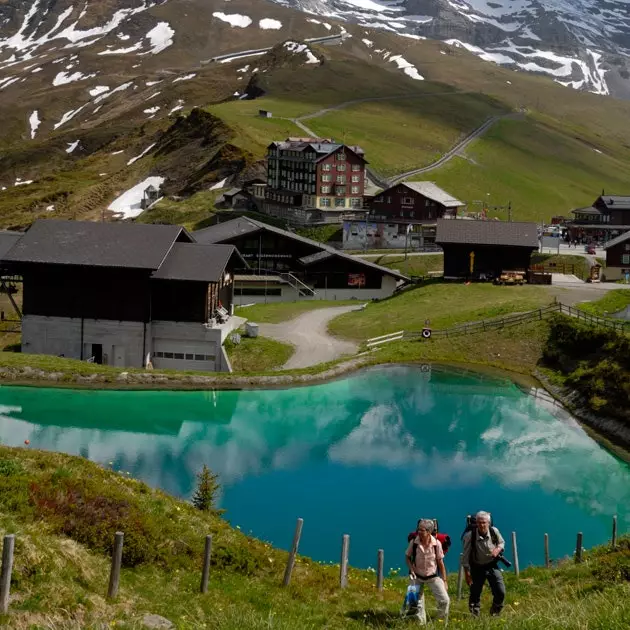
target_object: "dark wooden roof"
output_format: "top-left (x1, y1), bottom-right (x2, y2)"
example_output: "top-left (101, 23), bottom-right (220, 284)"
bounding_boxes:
top-left (153, 243), bottom-right (245, 282)
top-left (2, 219), bottom-right (192, 270)
top-left (436, 219), bottom-right (538, 248)
top-left (194, 217), bottom-right (261, 244)
top-left (598, 195), bottom-right (630, 210)
top-left (0, 231), bottom-right (23, 259)
top-left (603, 230), bottom-right (630, 250)
top-left (194, 217), bottom-right (409, 280)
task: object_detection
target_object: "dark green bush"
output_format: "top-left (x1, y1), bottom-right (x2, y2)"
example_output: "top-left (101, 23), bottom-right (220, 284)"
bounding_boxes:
top-left (591, 551), bottom-right (630, 583)
top-left (29, 475), bottom-right (162, 567)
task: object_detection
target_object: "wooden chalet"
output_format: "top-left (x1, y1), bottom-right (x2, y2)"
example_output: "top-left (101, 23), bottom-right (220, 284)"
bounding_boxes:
top-left (1, 220), bottom-right (244, 372)
top-left (569, 194), bottom-right (630, 243)
top-left (436, 219), bottom-right (538, 280)
top-left (343, 182), bottom-right (464, 250)
top-left (194, 216), bottom-right (408, 303)
top-left (603, 231), bottom-right (630, 282)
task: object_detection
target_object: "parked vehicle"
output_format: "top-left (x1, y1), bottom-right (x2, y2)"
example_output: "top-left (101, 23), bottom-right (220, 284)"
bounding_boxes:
top-left (585, 245), bottom-right (596, 255)
top-left (494, 270), bottom-right (525, 286)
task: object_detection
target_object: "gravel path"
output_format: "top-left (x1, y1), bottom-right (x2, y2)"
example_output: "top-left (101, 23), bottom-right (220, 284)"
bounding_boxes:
top-left (258, 305), bottom-right (365, 370)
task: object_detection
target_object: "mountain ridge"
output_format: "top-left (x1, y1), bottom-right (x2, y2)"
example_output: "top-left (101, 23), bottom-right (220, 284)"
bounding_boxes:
top-left (273, 0), bottom-right (630, 97)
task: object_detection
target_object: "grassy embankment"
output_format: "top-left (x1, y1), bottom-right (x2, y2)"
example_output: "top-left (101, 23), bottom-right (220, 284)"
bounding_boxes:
top-left (541, 315), bottom-right (630, 425)
top-left (328, 284), bottom-right (552, 341)
top-left (0, 446), bottom-right (629, 630)
top-left (225, 334), bottom-right (293, 372)
top-left (577, 290), bottom-right (630, 316)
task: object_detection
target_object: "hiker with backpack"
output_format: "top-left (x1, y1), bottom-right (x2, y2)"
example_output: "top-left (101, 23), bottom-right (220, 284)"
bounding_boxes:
top-left (408, 520), bottom-right (452, 577)
top-left (404, 519), bottom-right (450, 624)
top-left (462, 511), bottom-right (506, 617)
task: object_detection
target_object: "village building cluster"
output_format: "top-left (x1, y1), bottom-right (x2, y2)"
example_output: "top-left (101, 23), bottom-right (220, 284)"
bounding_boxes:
top-left (0, 136), bottom-right (628, 373)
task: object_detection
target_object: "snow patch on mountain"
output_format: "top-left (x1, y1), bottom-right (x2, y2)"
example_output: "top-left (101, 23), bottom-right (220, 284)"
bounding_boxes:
top-left (29, 110), bottom-right (41, 139)
top-left (260, 19), bottom-right (283, 30)
top-left (213, 13), bottom-right (252, 28)
top-left (108, 176), bottom-right (165, 218)
top-left (284, 41), bottom-right (320, 64)
top-left (144, 22), bottom-right (174, 55)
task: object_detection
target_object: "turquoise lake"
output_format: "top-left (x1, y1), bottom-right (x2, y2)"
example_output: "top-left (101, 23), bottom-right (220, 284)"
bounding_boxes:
top-left (0, 365), bottom-right (628, 572)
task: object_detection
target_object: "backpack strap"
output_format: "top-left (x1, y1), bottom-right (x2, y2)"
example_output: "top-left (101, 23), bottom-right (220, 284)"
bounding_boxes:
top-left (490, 527), bottom-right (499, 547)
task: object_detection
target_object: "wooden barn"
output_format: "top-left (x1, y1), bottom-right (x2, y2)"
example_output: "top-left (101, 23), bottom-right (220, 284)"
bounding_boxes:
top-left (194, 216), bottom-right (408, 302)
top-left (1, 220), bottom-right (244, 372)
top-left (436, 219), bottom-right (538, 280)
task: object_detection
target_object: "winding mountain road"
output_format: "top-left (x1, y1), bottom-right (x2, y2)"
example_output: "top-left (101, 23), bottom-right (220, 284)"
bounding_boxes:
top-left (285, 97), bottom-right (519, 186)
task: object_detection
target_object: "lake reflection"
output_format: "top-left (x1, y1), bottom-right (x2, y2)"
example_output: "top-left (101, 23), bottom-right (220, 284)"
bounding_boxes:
top-left (0, 366), bottom-right (628, 570)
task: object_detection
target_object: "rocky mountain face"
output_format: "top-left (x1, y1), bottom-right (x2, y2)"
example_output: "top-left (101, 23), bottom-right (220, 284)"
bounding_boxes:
top-left (274, 0), bottom-right (630, 97)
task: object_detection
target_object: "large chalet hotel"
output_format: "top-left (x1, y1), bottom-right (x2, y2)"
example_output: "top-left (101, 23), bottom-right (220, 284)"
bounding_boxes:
top-left (262, 137), bottom-right (367, 223)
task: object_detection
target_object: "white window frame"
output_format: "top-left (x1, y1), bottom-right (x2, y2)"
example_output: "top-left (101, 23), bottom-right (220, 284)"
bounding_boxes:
top-left (351, 186), bottom-right (360, 194)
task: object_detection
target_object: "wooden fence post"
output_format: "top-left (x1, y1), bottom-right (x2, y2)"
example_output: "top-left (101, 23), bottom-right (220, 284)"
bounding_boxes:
top-left (200, 535), bottom-right (213, 594)
top-left (340, 534), bottom-right (350, 589)
top-left (511, 532), bottom-right (520, 577)
top-left (282, 518), bottom-right (304, 587)
top-left (612, 516), bottom-right (617, 549)
top-left (575, 532), bottom-right (583, 563)
top-left (544, 533), bottom-right (550, 568)
top-left (376, 549), bottom-right (384, 592)
top-left (456, 552), bottom-right (464, 600)
top-left (0, 534), bottom-right (15, 614)
top-left (107, 532), bottom-right (124, 599)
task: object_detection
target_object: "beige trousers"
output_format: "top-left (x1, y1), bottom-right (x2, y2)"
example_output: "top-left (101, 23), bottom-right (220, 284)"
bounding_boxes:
top-left (413, 577), bottom-right (450, 625)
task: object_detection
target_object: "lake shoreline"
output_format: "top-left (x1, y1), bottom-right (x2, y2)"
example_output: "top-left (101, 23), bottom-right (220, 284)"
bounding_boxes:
top-left (2, 354), bottom-right (629, 463)
top-left (534, 369), bottom-right (630, 464)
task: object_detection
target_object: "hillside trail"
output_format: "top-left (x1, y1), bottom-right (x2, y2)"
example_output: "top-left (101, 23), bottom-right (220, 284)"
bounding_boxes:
top-left (280, 95), bottom-right (521, 186)
top-left (257, 304), bottom-right (364, 369)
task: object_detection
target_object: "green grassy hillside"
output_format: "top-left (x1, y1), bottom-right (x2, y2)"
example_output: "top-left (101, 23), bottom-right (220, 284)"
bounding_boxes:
top-left (0, 446), bottom-right (628, 629)
top-left (424, 118), bottom-right (630, 222)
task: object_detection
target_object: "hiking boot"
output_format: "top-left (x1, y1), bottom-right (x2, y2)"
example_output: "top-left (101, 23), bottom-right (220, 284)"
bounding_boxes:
top-left (490, 605), bottom-right (503, 616)
top-left (469, 605), bottom-right (480, 617)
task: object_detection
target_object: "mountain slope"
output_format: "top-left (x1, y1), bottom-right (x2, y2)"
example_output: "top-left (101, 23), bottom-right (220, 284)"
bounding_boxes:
top-left (274, 0), bottom-right (630, 98)
top-left (0, 0), bottom-right (629, 228)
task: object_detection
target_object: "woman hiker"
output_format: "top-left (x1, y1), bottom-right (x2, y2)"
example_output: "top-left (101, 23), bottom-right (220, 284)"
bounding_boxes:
top-left (405, 519), bottom-right (450, 624)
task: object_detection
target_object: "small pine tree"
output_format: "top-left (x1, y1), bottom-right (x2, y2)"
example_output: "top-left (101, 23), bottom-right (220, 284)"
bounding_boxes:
top-left (192, 465), bottom-right (222, 513)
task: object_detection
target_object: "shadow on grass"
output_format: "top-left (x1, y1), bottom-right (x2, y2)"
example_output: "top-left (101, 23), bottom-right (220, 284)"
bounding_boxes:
top-left (346, 609), bottom-right (403, 627)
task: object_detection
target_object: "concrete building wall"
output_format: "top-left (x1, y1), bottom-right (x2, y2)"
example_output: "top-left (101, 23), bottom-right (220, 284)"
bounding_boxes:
top-left (151, 320), bottom-right (227, 372)
top-left (22, 316), bottom-right (146, 367)
top-left (22, 316), bottom-right (236, 373)
top-left (602, 266), bottom-right (630, 281)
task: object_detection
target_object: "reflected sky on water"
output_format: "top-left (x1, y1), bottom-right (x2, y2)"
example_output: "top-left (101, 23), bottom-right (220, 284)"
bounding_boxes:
top-left (0, 366), bottom-right (628, 570)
